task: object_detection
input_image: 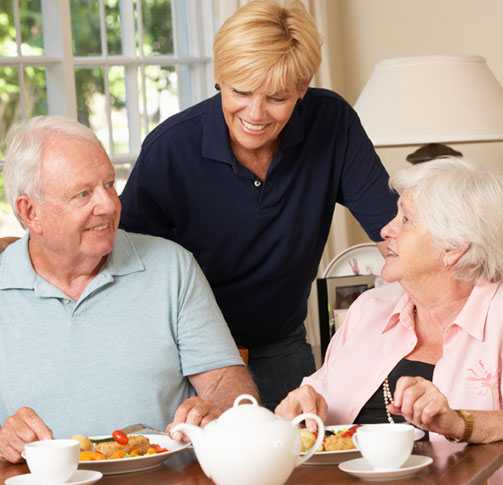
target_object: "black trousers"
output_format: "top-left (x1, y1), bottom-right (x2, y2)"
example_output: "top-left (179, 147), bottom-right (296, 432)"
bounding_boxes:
top-left (246, 325), bottom-right (317, 411)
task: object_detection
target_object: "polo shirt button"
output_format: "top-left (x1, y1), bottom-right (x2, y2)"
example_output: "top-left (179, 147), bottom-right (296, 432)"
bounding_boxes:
top-left (62, 299), bottom-right (70, 304)
top-left (254, 180), bottom-right (262, 187)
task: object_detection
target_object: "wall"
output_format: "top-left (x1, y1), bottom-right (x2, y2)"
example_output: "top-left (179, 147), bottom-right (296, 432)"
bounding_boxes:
top-left (329, 0), bottom-right (503, 246)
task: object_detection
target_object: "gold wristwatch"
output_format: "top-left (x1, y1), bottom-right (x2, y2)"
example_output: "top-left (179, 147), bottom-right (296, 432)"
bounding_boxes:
top-left (446, 409), bottom-right (473, 443)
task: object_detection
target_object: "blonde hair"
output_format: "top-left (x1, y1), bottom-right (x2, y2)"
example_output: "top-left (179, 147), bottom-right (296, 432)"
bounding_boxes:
top-left (214, 0), bottom-right (322, 92)
top-left (390, 157), bottom-right (503, 284)
top-left (4, 115), bottom-right (103, 229)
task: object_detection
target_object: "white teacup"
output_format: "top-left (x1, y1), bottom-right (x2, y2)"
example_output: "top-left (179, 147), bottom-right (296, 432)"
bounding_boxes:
top-left (352, 423), bottom-right (414, 471)
top-left (24, 439), bottom-right (80, 484)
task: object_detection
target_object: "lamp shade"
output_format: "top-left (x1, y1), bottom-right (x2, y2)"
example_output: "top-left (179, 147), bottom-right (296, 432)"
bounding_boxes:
top-left (354, 55), bottom-right (503, 147)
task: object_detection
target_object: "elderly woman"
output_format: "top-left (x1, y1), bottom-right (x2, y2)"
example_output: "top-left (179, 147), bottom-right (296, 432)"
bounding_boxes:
top-left (276, 158), bottom-right (503, 444)
top-left (116, 0), bottom-right (397, 410)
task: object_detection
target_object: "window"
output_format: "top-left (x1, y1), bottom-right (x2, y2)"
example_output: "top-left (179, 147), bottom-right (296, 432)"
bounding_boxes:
top-left (0, 0), bottom-right (217, 236)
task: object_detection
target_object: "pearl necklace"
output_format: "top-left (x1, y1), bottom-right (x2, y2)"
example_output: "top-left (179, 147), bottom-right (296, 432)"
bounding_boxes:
top-left (382, 307), bottom-right (417, 424)
top-left (382, 377), bottom-right (395, 424)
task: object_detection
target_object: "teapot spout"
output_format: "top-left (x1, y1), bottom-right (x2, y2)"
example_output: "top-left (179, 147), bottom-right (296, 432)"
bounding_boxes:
top-left (171, 423), bottom-right (211, 476)
top-left (171, 422), bottom-right (205, 446)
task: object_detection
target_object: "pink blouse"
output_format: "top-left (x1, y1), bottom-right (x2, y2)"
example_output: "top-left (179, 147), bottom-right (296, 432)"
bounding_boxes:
top-left (303, 281), bottom-right (503, 441)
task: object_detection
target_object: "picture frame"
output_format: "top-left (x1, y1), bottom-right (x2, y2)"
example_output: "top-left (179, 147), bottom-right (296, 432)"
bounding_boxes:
top-left (317, 274), bottom-right (376, 359)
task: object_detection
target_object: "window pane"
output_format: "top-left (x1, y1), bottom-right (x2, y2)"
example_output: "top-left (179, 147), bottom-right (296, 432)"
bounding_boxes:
top-left (19, 0), bottom-right (44, 56)
top-left (109, 65), bottom-right (128, 154)
top-left (140, 65), bottom-right (178, 136)
top-left (0, 172), bottom-right (26, 238)
top-left (105, 0), bottom-right (122, 56)
top-left (141, 0), bottom-right (173, 56)
top-left (23, 66), bottom-right (48, 117)
top-left (0, 0), bottom-right (17, 56)
top-left (0, 67), bottom-right (21, 149)
top-left (75, 67), bottom-right (110, 151)
top-left (71, 0), bottom-right (101, 56)
top-left (114, 162), bottom-right (132, 195)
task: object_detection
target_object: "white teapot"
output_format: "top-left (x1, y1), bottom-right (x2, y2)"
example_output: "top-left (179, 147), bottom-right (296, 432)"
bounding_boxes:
top-left (172, 394), bottom-right (324, 485)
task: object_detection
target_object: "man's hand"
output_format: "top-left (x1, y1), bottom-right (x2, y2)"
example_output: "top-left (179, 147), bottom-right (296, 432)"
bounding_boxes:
top-left (0, 407), bottom-right (53, 463)
top-left (0, 237), bottom-right (20, 253)
top-left (166, 364), bottom-right (258, 441)
top-left (167, 397), bottom-right (223, 441)
top-left (275, 385), bottom-right (328, 433)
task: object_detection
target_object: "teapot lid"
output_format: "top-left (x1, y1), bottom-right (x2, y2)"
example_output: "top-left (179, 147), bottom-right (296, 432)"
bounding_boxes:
top-left (218, 395), bottom-right (277, 425)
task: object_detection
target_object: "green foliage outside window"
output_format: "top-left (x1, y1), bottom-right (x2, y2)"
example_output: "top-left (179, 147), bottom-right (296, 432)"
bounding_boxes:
top-left (0, 0), bottom-right (174, 157)
top-left (0, 1), bottom-right (47, 158)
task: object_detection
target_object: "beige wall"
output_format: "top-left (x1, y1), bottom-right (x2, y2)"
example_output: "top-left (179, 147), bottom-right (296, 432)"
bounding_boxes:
top-left (324, 0), bottom-right (503, 246)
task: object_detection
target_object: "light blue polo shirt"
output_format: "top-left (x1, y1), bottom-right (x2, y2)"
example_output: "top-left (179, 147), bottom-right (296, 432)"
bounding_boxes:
top-left (0, 230), bottom-right (243, 438)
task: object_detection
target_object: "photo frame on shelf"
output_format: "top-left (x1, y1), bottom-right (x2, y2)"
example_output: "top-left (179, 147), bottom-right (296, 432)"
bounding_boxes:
top-left (317, 274), bottom-right (376, 359)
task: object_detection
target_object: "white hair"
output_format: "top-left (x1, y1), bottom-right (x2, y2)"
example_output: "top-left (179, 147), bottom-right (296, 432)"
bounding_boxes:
top-left (4, 115), bottom-right (103, 229)
top-left (389, 157), bottom-right (503, 284)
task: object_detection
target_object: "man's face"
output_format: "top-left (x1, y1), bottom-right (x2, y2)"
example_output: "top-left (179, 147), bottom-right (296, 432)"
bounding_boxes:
top-left (33, 133), bottom-right (121, 264)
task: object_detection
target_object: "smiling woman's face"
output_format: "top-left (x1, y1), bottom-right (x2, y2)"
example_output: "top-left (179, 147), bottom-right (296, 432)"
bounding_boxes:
top-left (219, 80), bottom-right (307, 155)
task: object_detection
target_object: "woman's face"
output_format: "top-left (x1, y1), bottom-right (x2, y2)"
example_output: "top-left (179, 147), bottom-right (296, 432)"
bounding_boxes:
top-left (219, 79), bottom-right (307, 154)
top-left (380, 192), bottom-right (443, 286)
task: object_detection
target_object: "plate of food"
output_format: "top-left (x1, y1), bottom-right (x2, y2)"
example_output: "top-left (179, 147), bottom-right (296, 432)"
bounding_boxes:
top-left (300, 425), bottom-right (362, 465)
top-left (72, 431), bottom-right (190, 475)
top-left (300, 425), bottom-right (425, 466)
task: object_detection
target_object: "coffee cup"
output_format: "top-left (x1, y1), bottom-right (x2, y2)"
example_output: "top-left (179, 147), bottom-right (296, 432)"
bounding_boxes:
top-left (24, 439), bottom-right (80, 484)
top-left (352, 423), bottom-right (414, 470)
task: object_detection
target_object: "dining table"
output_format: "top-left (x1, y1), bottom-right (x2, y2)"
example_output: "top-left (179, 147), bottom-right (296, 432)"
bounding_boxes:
top-left (2, 439), bottom-right (503, 485)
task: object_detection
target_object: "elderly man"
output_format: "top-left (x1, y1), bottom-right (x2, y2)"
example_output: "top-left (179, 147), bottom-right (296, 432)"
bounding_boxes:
top-left (0, 116), bottom-right (257, 464)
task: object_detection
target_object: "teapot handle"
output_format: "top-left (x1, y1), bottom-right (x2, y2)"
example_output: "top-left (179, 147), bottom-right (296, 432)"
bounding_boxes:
top-left (292, 413), bottom-right (325, 467)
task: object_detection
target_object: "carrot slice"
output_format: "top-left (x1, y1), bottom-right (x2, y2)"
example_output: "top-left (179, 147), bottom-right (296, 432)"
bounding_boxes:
top-left (80, 451), bottom-right (107, 461)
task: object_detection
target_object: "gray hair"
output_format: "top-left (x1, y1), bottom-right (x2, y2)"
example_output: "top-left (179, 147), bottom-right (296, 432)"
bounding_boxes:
top-left (4, 115), bottom-right (103, 229)
top-left (389, 157), bottom-right (503, 284)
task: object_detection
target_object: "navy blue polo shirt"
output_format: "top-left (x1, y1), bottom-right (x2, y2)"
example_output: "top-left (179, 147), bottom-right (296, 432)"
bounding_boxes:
top-left (120, 88), bottom-right (397, 347)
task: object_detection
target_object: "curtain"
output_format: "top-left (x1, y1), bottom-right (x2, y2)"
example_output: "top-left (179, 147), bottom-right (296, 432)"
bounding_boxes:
top-left (215, 0), bottom-right (352, 366)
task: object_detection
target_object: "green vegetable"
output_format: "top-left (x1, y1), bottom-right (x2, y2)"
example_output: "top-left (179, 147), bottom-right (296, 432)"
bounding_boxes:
top-left (90, 436), bottom-right (114, 444)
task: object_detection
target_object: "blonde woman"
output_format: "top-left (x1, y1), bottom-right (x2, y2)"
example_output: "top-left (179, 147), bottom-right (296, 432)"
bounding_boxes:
top-left (119, 0), bottom-right (397, 410)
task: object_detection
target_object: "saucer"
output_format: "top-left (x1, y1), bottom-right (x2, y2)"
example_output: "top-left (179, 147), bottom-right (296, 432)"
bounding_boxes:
top-left (5, 469), bottom-right (103, 485)
top-left (339, 454), bottom-right (433, 481)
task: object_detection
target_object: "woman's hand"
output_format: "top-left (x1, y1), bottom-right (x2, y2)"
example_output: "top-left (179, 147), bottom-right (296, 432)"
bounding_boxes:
top-left (388, 376), bottom-right (465, 439)
top-left (0, 407), bottom-right (53, 463)
top-left (275, 385), bottom-right (328, 433)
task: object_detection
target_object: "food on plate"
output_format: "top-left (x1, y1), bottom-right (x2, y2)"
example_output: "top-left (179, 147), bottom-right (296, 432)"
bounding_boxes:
top-left (79, 450), bottom-right (107, 461)
top-left (96, 434), bottom-right (151, 458)
top-left (324, 429), bottom-right (357, 451)
top-left (299, 429), bottom-right (317, 452)
top-left (70, 434), bottom-right (92, 451)
top-left (112, 429), bottom-right (128, 445)
top-left (300, 425), bottom-right (360, 452)
top-left (72, 430), bottom-right (169, 460)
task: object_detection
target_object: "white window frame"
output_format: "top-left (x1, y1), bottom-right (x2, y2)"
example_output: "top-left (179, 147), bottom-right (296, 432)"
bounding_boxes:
top-left (0, 0), bottom-right (217, 167)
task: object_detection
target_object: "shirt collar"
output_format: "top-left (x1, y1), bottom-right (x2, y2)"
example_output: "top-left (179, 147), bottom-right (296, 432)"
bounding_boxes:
top-left (201, 94), bottom-right (235, 166)
top-left (380, 281), bottom-right (500, 341)
top-left (0, 232), bottom-right (36, 290)
top-left (453, 281), bottom-right (499, 341)
top-left (0, 229), bottom-right (144, 295)
top-left (382, 290), bottom-right (416, 333)
top-left (104, 229), bottom-right (145, 276)
top-left (280, 103), bottom-right (304, 149)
